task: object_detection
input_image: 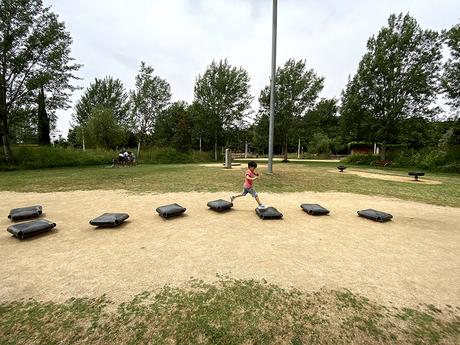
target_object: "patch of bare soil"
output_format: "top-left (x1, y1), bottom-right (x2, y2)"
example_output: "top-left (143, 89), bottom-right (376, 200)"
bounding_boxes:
top-left (329, 169), bottom-right (442, 184)
top-left (1, 191), bottom-right (459, 308)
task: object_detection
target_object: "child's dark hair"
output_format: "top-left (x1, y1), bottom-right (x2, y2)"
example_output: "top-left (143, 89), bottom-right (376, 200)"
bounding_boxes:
top-left (248, 161), bottom-right (257, 168)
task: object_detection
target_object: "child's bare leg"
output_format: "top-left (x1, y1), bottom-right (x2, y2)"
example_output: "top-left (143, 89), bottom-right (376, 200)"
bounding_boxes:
top-left (230, 194), bottom-right (244, 202)
top-left (255, 196), bottom-right (262, 205)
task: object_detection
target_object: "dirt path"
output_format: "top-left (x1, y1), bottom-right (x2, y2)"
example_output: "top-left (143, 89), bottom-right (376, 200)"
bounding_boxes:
top-left (1, 191), bottom-right (459, 307)
top-left (329, 169), bottom-right (442, 184)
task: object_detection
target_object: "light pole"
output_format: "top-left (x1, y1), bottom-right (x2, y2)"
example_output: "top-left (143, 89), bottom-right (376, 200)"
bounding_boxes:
top-left (267, 0), bottom-right (277, 173)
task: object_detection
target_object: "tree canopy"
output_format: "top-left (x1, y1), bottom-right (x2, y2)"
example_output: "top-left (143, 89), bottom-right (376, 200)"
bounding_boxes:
top-left (194, 59), bottom-right (252, 159)
top-left (0, 0), bottom-right (80, 161)
top-left (339, 13), bottom-right (442, 156)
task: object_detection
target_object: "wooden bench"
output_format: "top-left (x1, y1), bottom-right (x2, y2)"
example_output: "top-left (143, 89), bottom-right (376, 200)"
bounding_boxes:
top-left (373, 160), bottom-right (392, 167)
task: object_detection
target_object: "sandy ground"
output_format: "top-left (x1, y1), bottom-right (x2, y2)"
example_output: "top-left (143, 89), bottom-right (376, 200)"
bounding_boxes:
top-left (1, 190), bottom-right (459, 308)
top-left (329, 169), bottom-right (443, 184)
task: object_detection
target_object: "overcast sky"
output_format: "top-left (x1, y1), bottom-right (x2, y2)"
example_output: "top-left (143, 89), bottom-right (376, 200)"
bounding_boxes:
top-left (45, 0), bottom-right (459, 138)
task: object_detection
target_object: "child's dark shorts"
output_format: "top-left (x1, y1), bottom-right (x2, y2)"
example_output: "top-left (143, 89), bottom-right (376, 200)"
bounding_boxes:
top-left (242, 187), bottom-right (258, 198)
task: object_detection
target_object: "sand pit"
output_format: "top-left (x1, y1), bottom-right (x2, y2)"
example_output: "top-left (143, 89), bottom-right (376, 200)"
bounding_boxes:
top-left (1, 190), bottom-right (459, 308)
top-left (330, 169), bottom-right (442, 184)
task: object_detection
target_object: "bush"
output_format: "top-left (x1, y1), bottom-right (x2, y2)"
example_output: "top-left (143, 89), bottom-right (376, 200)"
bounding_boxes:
top-left (341, 154), bottom-right (379, 165)
top-left (138, 147), bottom-right (213, 164)
top-left (0, 146), bottom-right (214, 170)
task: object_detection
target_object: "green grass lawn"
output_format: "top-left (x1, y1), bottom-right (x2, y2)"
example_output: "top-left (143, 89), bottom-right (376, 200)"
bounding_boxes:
top-left (1, 277), bottom-right (459, 345)
top-left (0, 161), bottom-right (459, 207)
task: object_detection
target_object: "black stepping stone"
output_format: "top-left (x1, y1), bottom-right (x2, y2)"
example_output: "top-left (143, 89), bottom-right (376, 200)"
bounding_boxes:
top-left (357, 209), bottom-right (393, 222)
top-left (207, 199), bottom-right (233, 212)
top-left (8, 205), bottom-right (42, 221)
top-left (156, 204), bottom-right (186, 218)
top-left (255, 207), bottom-right (283, 220)
top-left (7, 219), bottom-right (56, 239)
top-left (300, 204), bottom-right (330, 215)
top-left (89, 213), bottom-right (129, 227)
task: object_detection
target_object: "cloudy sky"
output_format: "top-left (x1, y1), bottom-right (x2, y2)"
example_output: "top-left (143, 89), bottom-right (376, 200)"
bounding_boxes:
top-left (45, 0), bottom-right (459, 138)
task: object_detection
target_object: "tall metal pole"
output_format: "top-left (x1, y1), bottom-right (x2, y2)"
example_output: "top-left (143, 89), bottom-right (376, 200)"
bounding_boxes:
top-left (267, 0), bottom-right (277, 173)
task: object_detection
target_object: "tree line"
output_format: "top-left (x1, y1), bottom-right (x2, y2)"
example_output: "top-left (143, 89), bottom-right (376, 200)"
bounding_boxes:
top-left (1, 1), bottom-right (459, 163)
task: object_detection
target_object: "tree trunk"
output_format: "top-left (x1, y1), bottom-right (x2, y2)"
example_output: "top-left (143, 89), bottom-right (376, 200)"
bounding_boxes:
top-left (282, 140), bottom-right (288, 162)
top-left (2, 133), bottom-right (12, 162)
top-left (199, 135), bottom-right (202, 152)
top-left (137, 140), bottom-right (141, 158)
top-left (82, 129), bottom-right (86, 151)
top-left (37, 86), bottom-right (51, 145)
top-left (214, 136), bottom-right (218, 161)
top-left (0, 81), bottom-right (12, 162)
top-left (380, 144), bottom-right (386, 160)
top-left (297, 137), bottom-right (300, 159)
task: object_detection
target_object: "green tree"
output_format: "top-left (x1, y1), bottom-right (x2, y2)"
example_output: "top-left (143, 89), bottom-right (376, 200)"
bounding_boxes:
top-left (339, 76), bottom-right (375, 145)
top-left (342, 13), bottom-right (442, 158)
top-left (37, 86), bottom-right (49, 145)
top-left (130, 62), bottom-right (171, 156)
top-left (194, 59), bottom-right (253, 160)
top-left (86, 107), bottom-right (126, 149)
top-left (0, 0), bottom-right (81, 161)
top-left (442, 23), bottom-right (460, 112)
top-left (155, 101), bottom-right (192, 151)
top-left (73, 76), bottom-right (129, 126)
top-left (73, 76), bottom-right (129, 148)
top-left (258, 59), bottom-right (324, 160)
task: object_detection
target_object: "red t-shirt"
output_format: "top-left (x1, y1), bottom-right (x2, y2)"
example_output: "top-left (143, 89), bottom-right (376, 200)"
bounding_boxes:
top-left (244, 169), bottom-right (256, 188)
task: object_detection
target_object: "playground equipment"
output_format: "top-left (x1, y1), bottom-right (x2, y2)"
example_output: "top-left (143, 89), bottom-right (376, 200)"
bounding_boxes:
top-left (337, 165), bottom-right (347, 172)
top-left (7, 219), bottom-right (56, 239)
top-left (300, 204), bottom-right (330, 215)
top-left (90, 213), bottom-right (129, 227)
top-left (156, 203), bottom-right (186, 218)
top-left (255, 206), bottom-right (283, 220)
top-left (8, 205), bottom-right (42, 221)
top-left (207, 199), bottom-right (233, 212)
top-left (357, 209), bottom-right (393, 222)
top-left (408, 171), bottom-right (425, 181)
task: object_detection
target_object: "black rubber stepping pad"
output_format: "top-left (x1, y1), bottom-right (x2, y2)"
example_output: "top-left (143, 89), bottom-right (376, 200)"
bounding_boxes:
top-left (300, 204), bottom-right (330, 215)
top-left (8, 205), bottom-right (42, 221)
top-left (255, 207), bottom-right (283, 220)
top-left (156, 204), bottom-right (186, 218)
top-left (89, 213), bottom-right (129, 227)
top-left (357, 209), bottom-right (393, 222)
top-left (7, 219), bottom-right (56, 239)
top-left (207, 199), bottom-right (233, 212)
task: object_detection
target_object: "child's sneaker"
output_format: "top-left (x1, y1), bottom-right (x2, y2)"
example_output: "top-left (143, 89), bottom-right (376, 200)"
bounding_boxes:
top-left (230, 195), bottom-right (235, 202)
top-left (257, 204), bottom-right (267, 209)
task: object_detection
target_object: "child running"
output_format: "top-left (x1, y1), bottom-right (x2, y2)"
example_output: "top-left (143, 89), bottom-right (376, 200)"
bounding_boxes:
top-left (230, 161), bottom-right (266, 209)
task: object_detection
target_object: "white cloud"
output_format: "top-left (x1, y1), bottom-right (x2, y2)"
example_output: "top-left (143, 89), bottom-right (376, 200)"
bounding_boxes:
top-left (46, 0), bottom-right (460, 137)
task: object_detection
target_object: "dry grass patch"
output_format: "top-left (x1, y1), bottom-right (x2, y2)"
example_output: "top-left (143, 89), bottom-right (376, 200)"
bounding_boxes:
top-left (1, 277), bottom-right (458, 345)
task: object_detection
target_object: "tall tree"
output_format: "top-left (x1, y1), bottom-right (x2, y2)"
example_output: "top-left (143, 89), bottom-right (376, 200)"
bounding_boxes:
top-left (37, 86), bottom-right (49, 145)
top-left (442, 23), bottom-right (460, 113)
top-left (72, 76), bottom-right (128, 149)
top-left (341, 13), bottom-right (442, 158)
top-left (130, 62), bottom-right (171, 156)
top-left (258, 59), bottom-right (324, 160)
top-left (85, 107), bottom-right (125, 149)
top-left (339, 76), bottom-right (375, 145)
top-left (73, 76), bottom-right (129, 125)
top-left (0, 0), bottom-right (80, 161)
top-left (194, 59), bottom-right (253, 160)
top-left (155, 101), bottom-right (192, 151)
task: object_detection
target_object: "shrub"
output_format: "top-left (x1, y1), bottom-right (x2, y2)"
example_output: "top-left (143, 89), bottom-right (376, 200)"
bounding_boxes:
top-left (341, 154), bottom-right (379, 165)
top-left (0, 146), bottom-right (214, 170)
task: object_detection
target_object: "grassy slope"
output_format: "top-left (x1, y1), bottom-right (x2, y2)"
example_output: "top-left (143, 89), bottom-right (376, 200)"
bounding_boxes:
top-left (0, 162), bottom-right (459, 207)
